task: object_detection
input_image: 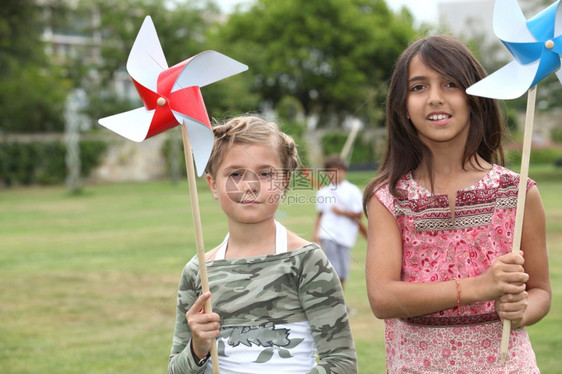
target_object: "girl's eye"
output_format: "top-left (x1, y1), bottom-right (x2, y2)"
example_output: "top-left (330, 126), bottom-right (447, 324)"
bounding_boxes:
top-left (260, 171), bottom-right (274, 178)
top-left (228, 171), bottom-right (242, 179)
top-left (410, 84), bottom-right (425, 92)
top-left (445, 82), bottom-right (459, 89)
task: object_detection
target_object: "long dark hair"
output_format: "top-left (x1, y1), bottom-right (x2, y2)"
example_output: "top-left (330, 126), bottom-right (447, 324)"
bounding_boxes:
top-left (363, 35), bottom-right (506, 213)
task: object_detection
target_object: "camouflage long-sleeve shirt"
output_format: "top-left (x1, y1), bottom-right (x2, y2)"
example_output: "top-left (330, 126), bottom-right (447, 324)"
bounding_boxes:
top-left (168, 243), bottom-right (357, 374)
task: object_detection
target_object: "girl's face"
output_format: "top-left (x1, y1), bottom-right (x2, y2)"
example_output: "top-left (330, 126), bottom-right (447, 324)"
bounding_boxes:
top-left (406, 55), bottom-right (471, 149)
top-left (207, 143), bottom-right (287, 225)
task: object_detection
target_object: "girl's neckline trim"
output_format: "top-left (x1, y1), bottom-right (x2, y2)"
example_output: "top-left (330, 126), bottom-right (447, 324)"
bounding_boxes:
top-left (206, 243), bottom-right (320, 265)
top-left (215, 220), bottom-right (287, 260)
top-left (407, 164), bottom-right (498, 197)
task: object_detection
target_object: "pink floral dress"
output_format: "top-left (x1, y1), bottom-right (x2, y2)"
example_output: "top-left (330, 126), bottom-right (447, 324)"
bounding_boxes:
top-left (374, 165), bottom-right (539, 373)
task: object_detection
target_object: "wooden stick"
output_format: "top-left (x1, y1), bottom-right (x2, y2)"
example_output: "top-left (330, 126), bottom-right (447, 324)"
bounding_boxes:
top-left (337, 120), bottom-right (368, 238)
top-left (500, 85), bottom-right (537, 365)
top-left (340, 120), bottom-right (361, 162)
top-left (181, 124), bottom-right (220, 373)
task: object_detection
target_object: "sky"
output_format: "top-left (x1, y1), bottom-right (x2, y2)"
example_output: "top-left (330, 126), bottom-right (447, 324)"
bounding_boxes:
top-left (386, 0), bottom-right (439, 23)
top-left (216, 0), bottom-right (447, 24)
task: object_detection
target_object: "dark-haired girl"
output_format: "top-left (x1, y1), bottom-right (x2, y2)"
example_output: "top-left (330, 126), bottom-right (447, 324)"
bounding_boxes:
top-left (363, 35), bottom-right (551, 373)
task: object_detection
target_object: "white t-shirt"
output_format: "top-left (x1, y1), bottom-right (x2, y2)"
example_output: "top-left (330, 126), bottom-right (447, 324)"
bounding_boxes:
top-left (316, 179), bottom-right (363, 248)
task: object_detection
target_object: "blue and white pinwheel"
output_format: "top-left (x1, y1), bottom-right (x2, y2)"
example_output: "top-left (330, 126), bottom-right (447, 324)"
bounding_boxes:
top-left (466, 0), bottom-right (562, 99)
top-left (467, 1), bottom-right (562, 366)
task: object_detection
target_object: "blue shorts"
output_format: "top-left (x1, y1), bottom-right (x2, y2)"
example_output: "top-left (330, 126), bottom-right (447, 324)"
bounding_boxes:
top-left (320, 239), bottom-right (351, 281)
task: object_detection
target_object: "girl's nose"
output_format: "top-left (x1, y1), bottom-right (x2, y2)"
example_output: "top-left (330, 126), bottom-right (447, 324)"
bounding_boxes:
top-left (428, 87), bottom-right (444, 106)
top-left (242, 180), bottom-right (258, 192)
top-left (241, 172), bottom-right (260, 193)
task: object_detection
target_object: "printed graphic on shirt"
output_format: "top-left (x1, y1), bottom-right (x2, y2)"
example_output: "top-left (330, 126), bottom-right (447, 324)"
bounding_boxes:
top-left (218, 324), bottom-right (305, 363)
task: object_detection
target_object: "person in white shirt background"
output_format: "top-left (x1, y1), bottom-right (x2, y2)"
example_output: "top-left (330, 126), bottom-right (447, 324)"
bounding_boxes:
top-left (313, 155), bottom-right (363, 292)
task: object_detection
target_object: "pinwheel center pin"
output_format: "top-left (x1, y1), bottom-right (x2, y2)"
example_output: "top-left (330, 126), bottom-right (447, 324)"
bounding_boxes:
top-left (544, 40), bottom-right (555, 49)
top-left (157, 97), bottom-right (167, 106)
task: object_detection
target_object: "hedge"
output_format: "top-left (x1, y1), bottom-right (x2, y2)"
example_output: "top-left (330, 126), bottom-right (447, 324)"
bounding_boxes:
top-left (506, 147), bottom-right (562, 167)
top-left (0, 140), bottom-right (107, 186)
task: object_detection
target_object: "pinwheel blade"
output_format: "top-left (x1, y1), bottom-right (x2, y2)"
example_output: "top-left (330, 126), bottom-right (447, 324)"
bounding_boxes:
top-left (466, 60), bottom-right (540, 99)
top-left (174, 114), bottom-right (215, 176)
top-left (527, 1), bottom-right (560, 40)
top-left (172, 50), bottom-right (248, 92)
top-left (127, 16), bottom-right (168, 92)
top-left (99, 107), bottom-right (154, 142)
top-left (557, 1), bottom-right (562, 35)
top-left (494, 0), bottom-right (536, 43)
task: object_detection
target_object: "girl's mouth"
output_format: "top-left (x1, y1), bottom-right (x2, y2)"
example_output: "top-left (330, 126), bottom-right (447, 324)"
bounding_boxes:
top-left (427, 114), bottom-right (451, 121)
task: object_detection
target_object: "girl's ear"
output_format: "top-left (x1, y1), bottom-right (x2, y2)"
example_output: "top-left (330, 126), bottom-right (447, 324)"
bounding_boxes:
top-left (206, 174), bottom-right (219, 199)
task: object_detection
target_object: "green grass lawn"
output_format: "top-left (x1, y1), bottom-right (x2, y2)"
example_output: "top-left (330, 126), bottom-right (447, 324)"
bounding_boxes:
top-left (0, 167), bottom-right (560, 373)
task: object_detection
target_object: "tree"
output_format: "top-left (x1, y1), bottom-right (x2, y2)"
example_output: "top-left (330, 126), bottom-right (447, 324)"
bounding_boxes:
top-left (0, 0), bottom-right (70, 133)
top-left (212, 0), bottom-right (417, 128)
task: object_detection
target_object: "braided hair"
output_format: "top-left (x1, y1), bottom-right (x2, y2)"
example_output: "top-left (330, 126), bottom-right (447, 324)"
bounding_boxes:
top-left (205, 116), bottom-right (300, 185)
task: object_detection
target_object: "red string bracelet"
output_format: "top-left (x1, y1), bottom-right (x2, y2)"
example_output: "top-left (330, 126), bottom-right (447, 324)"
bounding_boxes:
top-left (453, 278), bottom-right (461, 313)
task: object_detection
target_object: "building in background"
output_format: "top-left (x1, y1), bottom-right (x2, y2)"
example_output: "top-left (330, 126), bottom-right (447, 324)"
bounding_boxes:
top-left (38, 0), bottom-right (138, 107)
top-left (34, 0), bottom-right (166, 182)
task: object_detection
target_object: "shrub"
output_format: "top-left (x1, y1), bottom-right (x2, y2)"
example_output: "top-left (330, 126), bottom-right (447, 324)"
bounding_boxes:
top-left (506, 147), bottom-right (562, 167)
top-left (551, 127), bottom-right (562, 143)
top-left (0, 139), bottom-right (107, 187)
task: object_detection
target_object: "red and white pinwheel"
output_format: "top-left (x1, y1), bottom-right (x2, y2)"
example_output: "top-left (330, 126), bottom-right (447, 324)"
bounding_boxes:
top-left (99, 17), bottom-right (248, 373)
top-left (99, 16), bottom-right (248, 175)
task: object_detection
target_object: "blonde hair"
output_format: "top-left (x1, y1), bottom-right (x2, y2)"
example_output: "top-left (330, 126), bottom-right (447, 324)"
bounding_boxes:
top-left (205, 116), bottom-right (300, 179)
